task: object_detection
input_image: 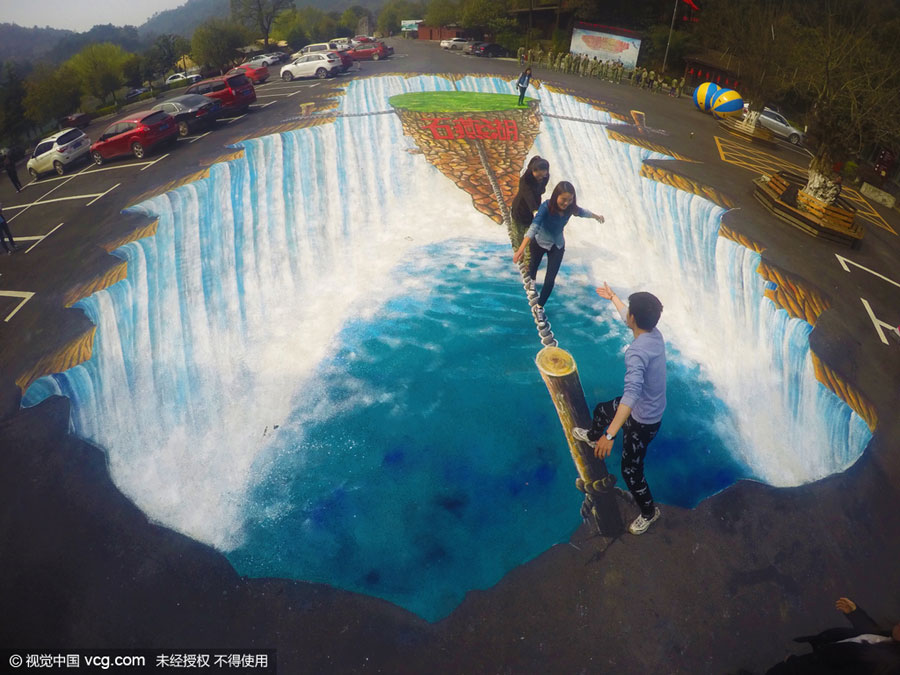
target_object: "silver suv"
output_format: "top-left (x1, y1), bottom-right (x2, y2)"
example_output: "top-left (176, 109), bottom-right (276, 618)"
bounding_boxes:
top-left (27, 128), bottom-right (91, 178)
top-left (758, 108), bottom-right (804, 145)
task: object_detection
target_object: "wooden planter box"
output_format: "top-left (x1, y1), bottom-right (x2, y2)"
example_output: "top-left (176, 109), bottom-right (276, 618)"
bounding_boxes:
top-left (752, 171), bottom-right (864, 248)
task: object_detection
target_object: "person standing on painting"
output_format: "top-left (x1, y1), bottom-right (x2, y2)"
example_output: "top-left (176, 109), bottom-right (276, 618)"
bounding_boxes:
top-left (0, 202), bottom-right (19, 254)
top-left (516, 67), bottom-right (532, 106)
top-left (573, 284), bottom-right (666, 536)
top-left (509, 156), bottom-right (550, 248)
top-left (512, 181), bottom-right (604, 316)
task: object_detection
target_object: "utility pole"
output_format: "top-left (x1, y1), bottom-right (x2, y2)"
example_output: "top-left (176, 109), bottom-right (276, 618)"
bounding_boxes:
top-left (527, 0), bottom-right (534, 50)
top-left (662, 0), bottom-right (678, 74)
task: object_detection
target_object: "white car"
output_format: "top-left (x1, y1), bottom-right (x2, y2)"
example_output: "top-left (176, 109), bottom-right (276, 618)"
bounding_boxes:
top-left (280, 53), bottom-right (342, 81)
top-left (26, 128), bottom-right (91, 178)
top-left (441, 37), bottom-right (472, 50)
top-left (165, 72), bottom-right (202, 85)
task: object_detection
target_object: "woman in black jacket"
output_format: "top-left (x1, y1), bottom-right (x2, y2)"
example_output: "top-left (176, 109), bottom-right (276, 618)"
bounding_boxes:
top-left (509, 156), bottom-right (550, 248)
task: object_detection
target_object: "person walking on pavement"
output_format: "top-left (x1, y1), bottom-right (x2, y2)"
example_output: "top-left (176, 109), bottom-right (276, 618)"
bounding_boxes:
top-left (573, 284), bottom-right (667, 535)
top-left (516, 67), bottom-right (532, 106)
top-left (512, 181), bottom-right (605, 313)
top-left (0, 202), bottom-right (19, 254)
top-left (3, 152), bottom-right (22, 193)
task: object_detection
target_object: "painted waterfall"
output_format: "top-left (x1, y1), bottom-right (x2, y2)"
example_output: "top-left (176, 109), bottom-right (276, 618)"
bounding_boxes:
top-left (23, 75), bottom-right (871, 621)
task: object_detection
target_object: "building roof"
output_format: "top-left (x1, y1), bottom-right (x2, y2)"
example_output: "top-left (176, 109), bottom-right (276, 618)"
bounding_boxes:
top-left (684, 50), bottom-right (742, 76)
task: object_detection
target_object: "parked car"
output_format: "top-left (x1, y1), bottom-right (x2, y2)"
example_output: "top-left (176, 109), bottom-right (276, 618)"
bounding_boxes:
top-left (125, 87), bottom-right (150, 100)
top-left (348, 41), bottom-right (389, 61)
top-left (471, 42), bottom-right (508, 58)
top-left (463, 41), bottom-right (485, 55)
top-left (352, 35), bottom-right (374, 44)
top-left (151, 94), bottom-right (221, 137)
top-left (441, 37), bottom-right (472, 50)
top-left (185, 73), bottom-right (256, 113)
top-left (166, 72), bottom-right (202, 86)
top-left (242, 55), bottom-right (271, 68)
top-left (262, 51), bottom-right (287, 64)
top-left (59, 112), bottom-right (92, 129)
top-left (26, 128), bottom-right (91, 178)
top-left (757, 107), bottom-right (805, 145)
top-left (90, 110), bottom-right (177, 164)
top-left (280, 53), bottom-right (342, 81)
top-left (229, 63), bottom-right (269, 85)
top-left (297, 43), bottom-right (353, 71)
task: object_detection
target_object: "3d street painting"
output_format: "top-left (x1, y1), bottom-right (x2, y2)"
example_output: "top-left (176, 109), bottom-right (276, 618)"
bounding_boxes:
top-left (20, 75), bottom-right (874, 622)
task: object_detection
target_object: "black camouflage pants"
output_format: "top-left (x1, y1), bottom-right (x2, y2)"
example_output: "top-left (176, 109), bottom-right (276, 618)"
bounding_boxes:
top-left (585, 396), bottom-right (661, 518)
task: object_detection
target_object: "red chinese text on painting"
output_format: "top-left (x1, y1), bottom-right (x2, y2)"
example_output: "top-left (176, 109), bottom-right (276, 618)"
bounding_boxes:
top-left (422, 118), bottom-right (519, 141)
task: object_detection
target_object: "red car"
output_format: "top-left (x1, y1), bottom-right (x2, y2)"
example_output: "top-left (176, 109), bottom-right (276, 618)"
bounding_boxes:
top-left (185, 73), bottom-right (256, 114)
top-left (90, 110), bottom-right (177, 163)
top-left (329, 50), bottom-right (353, 72)
top-left (348, 41), bottom-right (388, 61)
top-left (229, 63), bottom-right (269, 85)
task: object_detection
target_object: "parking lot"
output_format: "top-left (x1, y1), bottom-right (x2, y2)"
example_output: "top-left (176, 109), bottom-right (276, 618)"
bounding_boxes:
top-left (0, 57), bottom-right (388, 322)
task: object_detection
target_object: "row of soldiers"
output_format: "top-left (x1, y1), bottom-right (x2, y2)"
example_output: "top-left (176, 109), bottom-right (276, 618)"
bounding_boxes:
top-left (632, 67), bottom-right (687, 98)
top-left (516, 46), bottom-right (687, 97)
top-left (517, 46), bottom-right (626, 81)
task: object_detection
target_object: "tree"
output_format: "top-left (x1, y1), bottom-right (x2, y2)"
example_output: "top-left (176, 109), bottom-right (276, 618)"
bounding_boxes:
top-left (191, 19), bottom-right (252, 73)
top-left (340, 6), bottom-right (376, 35)
top-left (231, 0), bottom-right (294, 47)
top-left (0, 63), bottom-right (29, 145)
top-left (460, 0), bottom-right (515, 35)
top-left (377, 0), bottom-right (426, 36)
top-left (424, 0), bottom-right (459, 28)
top-left (24, 64), bottom-right (82, 127)
top-left (271, 10), bottom-right (310, 50)
top-left (695, 0), bottom-right (900, 202)
top-left (297, 7), bottom-right (338, 42)
top-left (66, 43), bottom-right (130, 104)
top-left (786, 0), bottom-right (900, 199)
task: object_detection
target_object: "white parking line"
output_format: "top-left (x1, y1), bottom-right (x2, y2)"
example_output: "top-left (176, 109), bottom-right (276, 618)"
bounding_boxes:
top-left (226, 114), bottom-right (247, 124)
top-left (1, 290), bottom-right (35, 322)
top-left (189, 131), bottom-right (211, 144)
top-left (23, 222), bottom-right (65, 254)
top-left (9, 171), bottom-right (81, 221)
top-left (255, 93), bottom-right (284, 98)
top-left (28, 160), bottom-right (156, 185)
top-left (86, 183), bottom-right (120, 206)
top-left (6, 193), bottom-right (105, 211)
top-left (250, 102), bottom-right (276, 109)
top-left (139, 153), bottom-right (170, 172)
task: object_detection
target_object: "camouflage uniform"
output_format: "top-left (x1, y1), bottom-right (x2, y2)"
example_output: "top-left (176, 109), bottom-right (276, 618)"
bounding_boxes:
top-left (517, 46), bottom-right (525, 65)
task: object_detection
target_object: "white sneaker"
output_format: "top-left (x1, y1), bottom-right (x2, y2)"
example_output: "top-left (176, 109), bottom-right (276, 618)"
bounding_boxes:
top-left (628, 507), bottom-right (660, 535)
top-left (572, 427), bottom-right (593, 443)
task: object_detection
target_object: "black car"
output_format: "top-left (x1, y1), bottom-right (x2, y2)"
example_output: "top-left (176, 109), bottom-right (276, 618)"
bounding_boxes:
top-left (472, 43), bottom-right (507, 58)
top-left (463, 41), bottom-right (486, 55)
top-left (151, 94), bottom-right (222, 137)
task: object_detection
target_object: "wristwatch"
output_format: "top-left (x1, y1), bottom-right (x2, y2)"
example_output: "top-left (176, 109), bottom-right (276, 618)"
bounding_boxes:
top-left (604, 430), bottom-right (615, 441)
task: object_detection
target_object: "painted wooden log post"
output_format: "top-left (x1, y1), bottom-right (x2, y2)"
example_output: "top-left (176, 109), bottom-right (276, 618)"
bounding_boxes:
top-left (535, 346), bottom-right (624, 536)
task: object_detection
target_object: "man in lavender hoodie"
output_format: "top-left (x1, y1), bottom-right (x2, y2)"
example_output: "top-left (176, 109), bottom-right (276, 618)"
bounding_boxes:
top-left (573, 283), bottom-right (667, 535)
